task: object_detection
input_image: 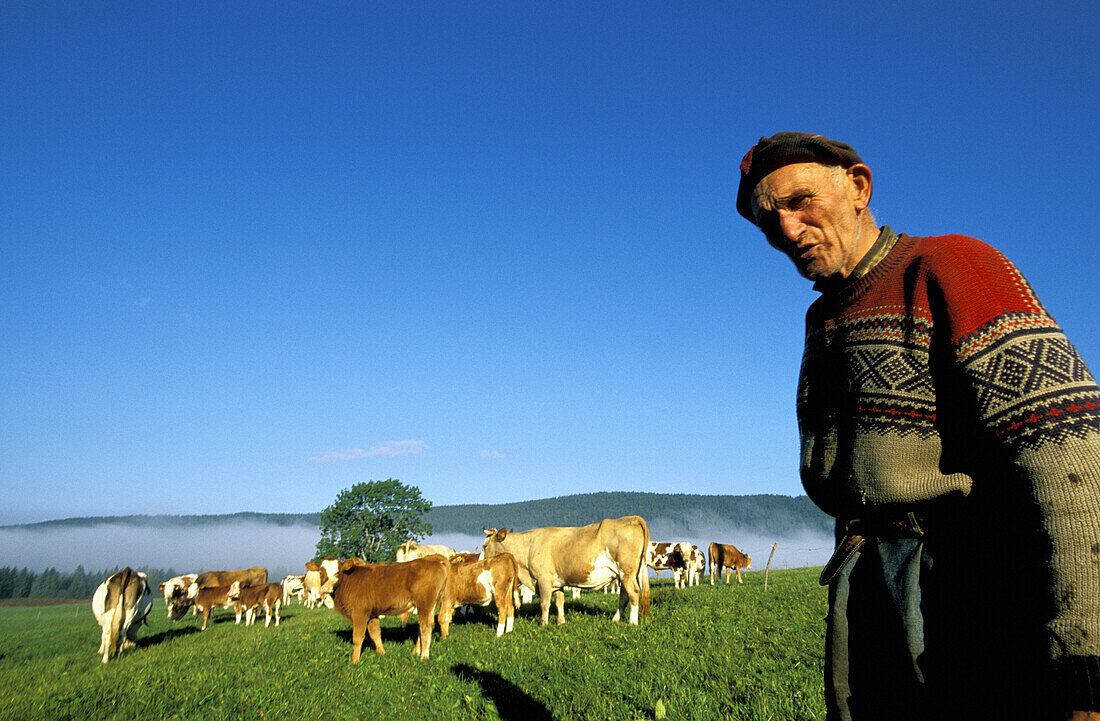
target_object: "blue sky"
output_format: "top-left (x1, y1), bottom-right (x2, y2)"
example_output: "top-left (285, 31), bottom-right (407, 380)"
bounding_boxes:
top-left (2, 2), bottom-right (1098, 525)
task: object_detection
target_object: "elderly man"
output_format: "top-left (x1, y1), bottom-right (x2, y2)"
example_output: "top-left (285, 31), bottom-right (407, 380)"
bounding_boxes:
top-left (737, 132), bottom-right (1100, 720)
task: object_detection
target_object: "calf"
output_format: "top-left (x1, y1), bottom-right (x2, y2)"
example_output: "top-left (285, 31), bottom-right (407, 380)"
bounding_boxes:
top-left (229, 581), bottom-right (284, 626)
top-left (646, 541), bottom-right (691, 588)
top-left (92, 568), bottom-right (152, 663)
top-left (158, 574), bottom-right (197, 619)
top-left (709, 542), bottom-right (752, 585)
top-left (192, 584), bottom-right (236, 630)
top-left (684, 545), bottom-right (706, 587)
top-left (330, 556), bottom-right (449, 663)
top-left (437, 553), bottom-right (518, 638)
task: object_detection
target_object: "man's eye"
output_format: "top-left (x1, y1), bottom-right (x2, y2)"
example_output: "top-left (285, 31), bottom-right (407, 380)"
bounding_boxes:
top-left (785, 194), bottom-right (810, 210)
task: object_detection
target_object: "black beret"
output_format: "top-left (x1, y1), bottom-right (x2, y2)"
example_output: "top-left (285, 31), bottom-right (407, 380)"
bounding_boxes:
top-left (736, 132), bottom-right (864, 224)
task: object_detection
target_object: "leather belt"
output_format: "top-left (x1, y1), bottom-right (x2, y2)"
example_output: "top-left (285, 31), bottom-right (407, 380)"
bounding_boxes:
top-left (819, 511), bottom-right (927, 586)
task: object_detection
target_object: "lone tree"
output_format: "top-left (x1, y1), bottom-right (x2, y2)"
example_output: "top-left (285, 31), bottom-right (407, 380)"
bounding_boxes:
top-left (315, 479), bottom-right (433, 563)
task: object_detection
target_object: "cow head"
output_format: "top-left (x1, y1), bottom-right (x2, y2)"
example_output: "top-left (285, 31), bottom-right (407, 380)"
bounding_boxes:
top-left (227, 581), bottom-right (242, 600)
top-left (481, 527), bottom-right (513, 558)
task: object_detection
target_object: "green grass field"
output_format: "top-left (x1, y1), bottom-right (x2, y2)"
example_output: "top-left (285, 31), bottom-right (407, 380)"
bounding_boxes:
top-left (0, 569), bottom-right (827, 720)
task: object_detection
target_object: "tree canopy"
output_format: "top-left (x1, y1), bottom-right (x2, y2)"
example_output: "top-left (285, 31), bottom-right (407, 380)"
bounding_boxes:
top-left (315, 479), bottom-right (433, 563)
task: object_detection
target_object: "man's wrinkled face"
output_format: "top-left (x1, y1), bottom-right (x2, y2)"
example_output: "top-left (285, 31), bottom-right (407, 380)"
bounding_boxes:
top-left (750, 162), bottom-right (868, 281)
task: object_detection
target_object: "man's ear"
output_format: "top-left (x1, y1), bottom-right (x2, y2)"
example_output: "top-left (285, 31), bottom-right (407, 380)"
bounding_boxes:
top-left (847, 163), bottom-right (873, 211)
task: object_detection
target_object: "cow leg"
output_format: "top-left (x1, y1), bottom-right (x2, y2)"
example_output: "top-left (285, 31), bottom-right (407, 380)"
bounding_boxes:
top-left (349, 614), bottom-right (367, 664)
top-left (552, 589), bottom-right (565, 625)
top-left (537, 580), bottom-right (553, 626)
top-left (437, 602), bottom-right (454, 639)
top-left (616, 575), bottom-right (640, 624)
top-left (736, 567), bottom-right (744, 584)
top-left (200, 606), bottom-right (210, 631)
top-left (414, 605), bottom-right (434, 660)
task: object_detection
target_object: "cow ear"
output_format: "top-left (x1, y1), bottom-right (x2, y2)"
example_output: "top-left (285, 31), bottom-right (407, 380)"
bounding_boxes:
top-left (495, 528), bottom-right (507, 542)
top-left (483, 527), bottom-right (495, 537)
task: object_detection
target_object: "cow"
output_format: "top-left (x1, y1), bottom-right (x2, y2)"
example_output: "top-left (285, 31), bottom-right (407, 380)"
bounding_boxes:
top-left (229, 581), bottom-right (284, 627)
top-left (158, 574), bottom-right (197, 619)
top-left (480, 515), bottom-right (651, 626)
top-left (281, 575), bottom-right (304, 605)
top-left (396, 540), bottom-right (456, 562)
top-left (436, 553), bottom-right (518, 638)
top-left (451, 552), bottom-right (481, 564)
top-left (191, 585), bottom-right (237, 630)
top-left (646, 541), bottom-right (691, 587)
top-left (92, 568), bottom-right (153, 664)
top-left (190, 566), bottom-right (268, 593)
top-left (302, 558), bottom-right (340, 608)
top-left (709, 542), bottom-right (752, 585)
top-left (684, 544), bottom-right (706, 587)
top-left (329, 556), bottom-right (450, 663)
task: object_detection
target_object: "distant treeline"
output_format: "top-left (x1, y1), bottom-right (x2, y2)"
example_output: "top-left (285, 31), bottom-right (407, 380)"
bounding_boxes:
top-left (0, 565), bottom-right (181, 601)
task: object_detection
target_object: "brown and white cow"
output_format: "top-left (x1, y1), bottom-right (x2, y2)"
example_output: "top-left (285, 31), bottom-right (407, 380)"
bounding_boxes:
top-left (684, 544), bottom-right (706, 587)
top-left (191, 585), bottom-right (237, 630)
top-left (158, 574), bottom-right (197, 619)
top-left (646, 541), bottom-right (691, 588)
top-left (395, 540), bottom-right (457, 562)
top-left (436, 553), bottom-right (518, 638)
top-left (302, 558), bottom-right (340, 608)
top-left (329, 556), bottom-right (450, 663)
top-left (92, 568), bottom-right (153, 664)
top-left (229, 581), bottom-right (284, 627)
top-left (480, 515), bottom-right (651, 626)
top-left (709, 542), bottom-right (752, 585)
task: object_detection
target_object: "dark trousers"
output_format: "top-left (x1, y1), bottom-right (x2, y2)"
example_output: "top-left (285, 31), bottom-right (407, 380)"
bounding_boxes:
top-left (825, 532), bottom-right (1058, 720)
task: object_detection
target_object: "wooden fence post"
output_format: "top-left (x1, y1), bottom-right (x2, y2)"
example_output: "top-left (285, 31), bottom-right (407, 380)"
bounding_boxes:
top-left (764, 542), bottom-right (778, 592)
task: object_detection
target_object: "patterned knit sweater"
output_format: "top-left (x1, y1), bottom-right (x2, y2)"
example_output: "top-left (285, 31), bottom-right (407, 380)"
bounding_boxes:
top-left (798, 228), bottom-right (1100, 699)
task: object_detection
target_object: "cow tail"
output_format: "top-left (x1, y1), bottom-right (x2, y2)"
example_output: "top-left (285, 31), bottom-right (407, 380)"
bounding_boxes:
top-left (637, 519), bottom-right (651, 617)
top-left (108, 567), bottom-right (133, 659)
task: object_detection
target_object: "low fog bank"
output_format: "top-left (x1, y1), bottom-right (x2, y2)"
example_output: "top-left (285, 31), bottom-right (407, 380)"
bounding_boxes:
top-left (0, 518), bottom-right (833, 578)
top-left (0, 522), bottom-right (322, 580)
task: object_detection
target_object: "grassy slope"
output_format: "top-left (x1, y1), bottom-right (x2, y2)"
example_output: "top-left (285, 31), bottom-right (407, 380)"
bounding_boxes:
top-left (0, 569), bottom-right (826, 721)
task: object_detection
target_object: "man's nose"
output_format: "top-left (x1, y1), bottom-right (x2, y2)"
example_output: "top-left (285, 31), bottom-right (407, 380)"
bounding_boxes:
top-left (777, 210), bottom-right (804, 241)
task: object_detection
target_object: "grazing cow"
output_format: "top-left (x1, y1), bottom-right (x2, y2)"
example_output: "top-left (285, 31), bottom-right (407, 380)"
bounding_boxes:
top-left (480, 515), bottom-right (651, 626)
top-left (229, 581), bottom-right (284, 627)
top-left (684, 545), bottom-right (706, 587)
top-left (92, 568), bottom-right (152, 664)
top-left (281, 575), bottom-right (304, 605)
top-left (709, 542), bottom-right (752, 585)
top-left (646, 541), bottom-right (691, 587)
top-left (396, 540), bottom-right (457, 562)
top-left (329, 556), bottom-right (450, 663)
top-left (192, 585), bottom-right (237, 630)
top-left (436, 553), bottom-right (518, 638)
top-left (158, 574), bottom-right (197, 619)
top-left (302, 558), bottom-right (340, 608)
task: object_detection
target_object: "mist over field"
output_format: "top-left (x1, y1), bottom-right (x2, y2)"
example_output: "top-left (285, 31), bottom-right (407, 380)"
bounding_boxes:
top-left (0, 519), bottom-right (832, 577)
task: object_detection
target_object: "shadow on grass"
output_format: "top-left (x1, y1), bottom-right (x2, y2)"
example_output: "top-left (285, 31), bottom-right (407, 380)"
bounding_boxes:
top-left (333, 622), bottom-right (423, 651)
top-left (141, 624), bottom-right (200, 646)
top-left (515, 598), bottom-right (621, 622)
top-left (453, 663), bottom-right (552, 721)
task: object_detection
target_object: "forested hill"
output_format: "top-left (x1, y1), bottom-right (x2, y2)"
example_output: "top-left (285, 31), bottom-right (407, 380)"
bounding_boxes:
top-left (3, 492), bottom-right (830, 537)
top-left (429, 492), bottom-right (830, 537)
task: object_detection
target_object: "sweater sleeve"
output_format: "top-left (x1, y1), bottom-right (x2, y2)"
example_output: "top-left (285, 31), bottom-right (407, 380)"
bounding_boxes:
top-left (937, 236), bottom-right (1100, 708)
